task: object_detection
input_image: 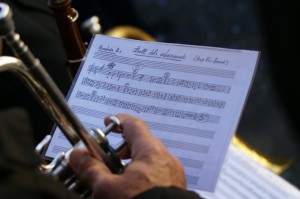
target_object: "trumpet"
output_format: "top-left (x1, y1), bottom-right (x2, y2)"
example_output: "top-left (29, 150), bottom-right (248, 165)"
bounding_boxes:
top-left (0, 3), bottom-right (125, 198)
top-left (0, 1), bottom-right (291, 198)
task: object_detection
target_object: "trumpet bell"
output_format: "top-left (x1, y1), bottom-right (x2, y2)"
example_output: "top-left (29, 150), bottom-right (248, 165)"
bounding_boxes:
top-left (105, 25), bottom-right (156, 41)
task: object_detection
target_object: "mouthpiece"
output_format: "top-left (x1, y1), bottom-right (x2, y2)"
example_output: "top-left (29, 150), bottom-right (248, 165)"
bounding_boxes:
top-left (0, 3), bottom-right (14, 36)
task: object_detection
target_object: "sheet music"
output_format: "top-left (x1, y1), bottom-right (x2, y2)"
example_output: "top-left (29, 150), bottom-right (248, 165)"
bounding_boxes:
top-left (195, 145), bottom-right (300, 199)
top-left (45, 34), bottom-right (259, 191)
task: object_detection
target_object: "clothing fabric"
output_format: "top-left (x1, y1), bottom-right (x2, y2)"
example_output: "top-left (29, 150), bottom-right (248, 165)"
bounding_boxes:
top-left (0, 107), bottom-right (80, 199)
top-left (0, 0), bottom-right (70, 143)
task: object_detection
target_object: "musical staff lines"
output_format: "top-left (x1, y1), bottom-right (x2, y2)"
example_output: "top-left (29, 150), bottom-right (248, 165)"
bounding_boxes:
top-left (58, 132), bottom-right (68, 140)
top-left (81, 121), bottom-right (103, 131)
top-left (71, 105), bottom-right (215, 140)
top-left (52, 145), bottom-right (69, 154)
top-left (72, 105), bottom-right (108, 118)
top-left (93, 51), bottom-right (236, 79)
top-left (81, 77), bottom-right (226, 109)
top-left (148, 121), bottom-right (215, 139)
top-left (75, 91), bottom-right (220, 123)
top-left (161, 139), bottom-right (209, 154)
top-left (45, 35), bottom-right (260, 191)
top-left (177, 157), bottom-right (204, 169)
top-left (186, 175), bottom-right (199, 185)
top-left (87, 63), bottom-right (231, 93)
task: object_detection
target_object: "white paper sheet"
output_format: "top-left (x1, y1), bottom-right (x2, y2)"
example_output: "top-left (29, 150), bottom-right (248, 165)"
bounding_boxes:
top-left (195, 145), bottom-right (300, 199)
top-left (45, 35), bottom-right (259, 192)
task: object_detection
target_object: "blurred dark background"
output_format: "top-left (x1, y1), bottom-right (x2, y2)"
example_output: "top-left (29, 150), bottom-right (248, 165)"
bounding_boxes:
top-left (1, 0), bottom-right (299, 190)
top-left (72, 0), bottom-right (300, 188)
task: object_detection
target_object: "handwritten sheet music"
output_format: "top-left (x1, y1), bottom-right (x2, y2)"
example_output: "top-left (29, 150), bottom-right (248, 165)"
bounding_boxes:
top-left (45, 35), bottom-right (259, 192)
top-left (195, 145), bottom-right (300, 199)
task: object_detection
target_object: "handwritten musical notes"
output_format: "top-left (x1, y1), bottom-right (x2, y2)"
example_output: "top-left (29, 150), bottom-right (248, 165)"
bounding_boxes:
top-left (45, 35), bottom-right (259, 192)
top-left (86, 63), bottom-right (231, 92)
top-left (75, 91), bottom-right (220, 123)
top-left (81, 77), bottom-right (227, 108)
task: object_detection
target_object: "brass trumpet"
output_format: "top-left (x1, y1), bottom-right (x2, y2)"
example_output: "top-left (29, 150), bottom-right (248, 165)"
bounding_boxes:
top-left (0, 3), bottom-right (125, 198)
top-left (0, 1), bottom-right (291, 198)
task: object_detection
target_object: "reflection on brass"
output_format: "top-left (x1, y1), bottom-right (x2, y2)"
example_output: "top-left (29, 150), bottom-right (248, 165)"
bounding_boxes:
top-left (81, 16), bottom-right (102, 35)
top-left (67, 8), bottom-right (79, 22)
top-left (232, 135), bottom-right (292, 174)
top-left (105, 25), bottom-right (156, 42)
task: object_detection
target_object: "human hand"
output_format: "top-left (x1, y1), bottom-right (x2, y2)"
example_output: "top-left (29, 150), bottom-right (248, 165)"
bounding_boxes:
top-left (69, 113), bottom-right (186, 199)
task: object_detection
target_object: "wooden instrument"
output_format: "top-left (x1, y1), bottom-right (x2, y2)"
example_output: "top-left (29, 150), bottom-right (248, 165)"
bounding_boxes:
top-left (48, 0), bottom-right (86, 80)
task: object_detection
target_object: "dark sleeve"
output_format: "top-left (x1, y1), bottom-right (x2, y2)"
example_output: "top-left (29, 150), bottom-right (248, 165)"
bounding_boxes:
top-left (132, 186), bottom-right (204, 199)
top-left (0, 108), bottom-right (80, 199)
top-left (0, 107), bottom-right (37, 166)
top-left (0, 0), bottom-right (71, 143)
